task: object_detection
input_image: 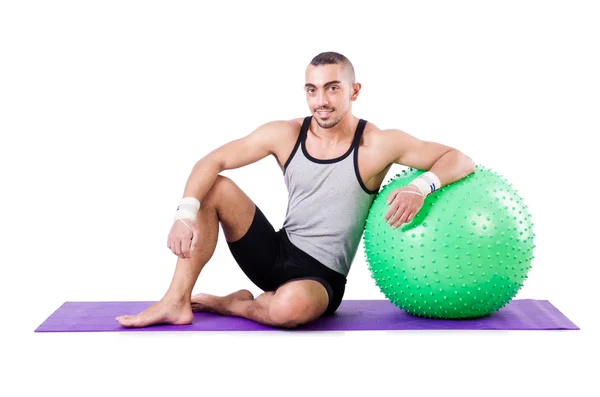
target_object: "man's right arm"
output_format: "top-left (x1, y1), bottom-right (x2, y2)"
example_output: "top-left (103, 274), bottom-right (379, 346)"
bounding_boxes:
top-left (180, 120), bottom-right (289, 202)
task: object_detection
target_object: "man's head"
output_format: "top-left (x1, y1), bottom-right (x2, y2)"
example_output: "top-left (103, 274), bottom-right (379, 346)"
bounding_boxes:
top-left (305, 52), bottom-right (361, 129)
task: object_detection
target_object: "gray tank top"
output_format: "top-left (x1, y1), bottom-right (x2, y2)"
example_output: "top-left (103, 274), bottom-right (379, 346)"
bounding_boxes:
top-left (282, 116), bottom-right (379, 276)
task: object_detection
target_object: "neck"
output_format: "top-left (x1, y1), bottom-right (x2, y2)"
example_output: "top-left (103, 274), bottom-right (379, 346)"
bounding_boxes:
top-left (310, 113), bottom-right (358, 143)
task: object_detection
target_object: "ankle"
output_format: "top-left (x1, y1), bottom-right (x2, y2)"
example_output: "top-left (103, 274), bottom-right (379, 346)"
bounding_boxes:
top-left (163, 291), bottom-right (191, 305)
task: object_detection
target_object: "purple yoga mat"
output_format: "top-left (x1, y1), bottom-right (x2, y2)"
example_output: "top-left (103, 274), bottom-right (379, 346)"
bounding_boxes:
top-left (34, 299), bottom-right (578, 332)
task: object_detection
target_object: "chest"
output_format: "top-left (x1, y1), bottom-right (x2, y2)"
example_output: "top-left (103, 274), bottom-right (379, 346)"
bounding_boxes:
top-left (304, 135), bottom-right (354, 160)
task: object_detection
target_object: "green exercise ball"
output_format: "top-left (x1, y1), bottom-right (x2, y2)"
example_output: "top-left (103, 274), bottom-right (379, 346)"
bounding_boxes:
top-left (363, 165), bottom-right (535, 319)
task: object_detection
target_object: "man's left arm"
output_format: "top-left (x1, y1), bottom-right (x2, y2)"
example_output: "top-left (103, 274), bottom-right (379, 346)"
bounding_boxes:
top-left (389, 128), bottom-right (475, 188)
top-left (381, 129), bottom-right (476, 227)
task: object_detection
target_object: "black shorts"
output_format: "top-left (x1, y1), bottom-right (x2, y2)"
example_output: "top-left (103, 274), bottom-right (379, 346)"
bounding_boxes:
top-left (226, 205), bottom-right (347, 316)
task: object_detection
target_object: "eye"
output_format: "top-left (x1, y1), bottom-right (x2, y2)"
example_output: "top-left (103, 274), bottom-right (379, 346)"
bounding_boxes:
top-left (329, 86), bottom-right (339, 91)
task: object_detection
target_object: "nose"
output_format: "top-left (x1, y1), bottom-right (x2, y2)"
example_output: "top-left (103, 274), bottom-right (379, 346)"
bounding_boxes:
top-left (315, 90), bottom-right (329, 108)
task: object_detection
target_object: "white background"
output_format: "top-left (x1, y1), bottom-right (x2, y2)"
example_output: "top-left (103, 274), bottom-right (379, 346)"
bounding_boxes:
top-left (1, 1), bottom-right (599, 396)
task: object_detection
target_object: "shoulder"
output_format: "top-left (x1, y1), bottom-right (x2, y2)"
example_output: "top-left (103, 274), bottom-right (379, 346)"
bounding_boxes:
top-left (361, 122), bottom-right (399, 148)
top-left (362, 124), bottom-right (419, 153)
top-left (292, 117), bottom-right (307, 128)
top-left (244, 118), bottom-right (304, 155)
top-left (262, 118), bottom-right (308, 132)
top-left (359, 122), bottom-right (424, 168)
top-left (249, 118), bottom-right (303, 140)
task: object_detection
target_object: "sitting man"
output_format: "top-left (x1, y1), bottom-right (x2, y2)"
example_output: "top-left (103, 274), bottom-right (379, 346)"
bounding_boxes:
top-left (116, 51), bottom-right (475, 329)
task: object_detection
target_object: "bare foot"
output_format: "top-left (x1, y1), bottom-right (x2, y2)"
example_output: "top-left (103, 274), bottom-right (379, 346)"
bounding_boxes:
top-left (191, 289), bottom-right (254, 316)
top-left (116, 298), bottom-right (194, 328)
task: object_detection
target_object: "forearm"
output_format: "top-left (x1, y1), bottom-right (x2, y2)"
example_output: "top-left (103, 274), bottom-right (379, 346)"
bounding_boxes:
top-left (428, 149), bottom-right (475, 187)
top-left (408, 149), bottom-right (475, 196)
top-left (181, 156), bottom-right (223, 202)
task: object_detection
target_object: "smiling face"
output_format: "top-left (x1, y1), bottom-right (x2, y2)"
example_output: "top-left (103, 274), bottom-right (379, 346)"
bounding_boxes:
top-left (304, 63), bottom-right (360, 129)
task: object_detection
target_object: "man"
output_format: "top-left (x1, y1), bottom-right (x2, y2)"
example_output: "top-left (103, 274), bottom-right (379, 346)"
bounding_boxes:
top-left (116, 52), bottom-right (475, 329)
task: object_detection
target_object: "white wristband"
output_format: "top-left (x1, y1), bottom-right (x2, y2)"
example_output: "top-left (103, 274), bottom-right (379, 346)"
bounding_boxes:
top-left (409, 171), bottom-right (441, 197)
top-left (174, 197), bottom-right (201, 223)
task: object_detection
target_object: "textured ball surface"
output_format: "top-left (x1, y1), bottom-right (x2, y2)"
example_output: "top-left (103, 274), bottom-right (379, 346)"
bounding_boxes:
top-left (363, 165), bottom-right (535, 319)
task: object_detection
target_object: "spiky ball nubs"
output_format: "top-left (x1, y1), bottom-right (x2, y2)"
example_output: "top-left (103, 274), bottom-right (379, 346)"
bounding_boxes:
top-left (363, 165), bottom-right (535, 319)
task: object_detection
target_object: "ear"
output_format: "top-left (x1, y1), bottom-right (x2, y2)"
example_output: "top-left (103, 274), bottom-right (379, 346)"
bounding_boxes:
top-left (351, 82), bottom-right (362, 100)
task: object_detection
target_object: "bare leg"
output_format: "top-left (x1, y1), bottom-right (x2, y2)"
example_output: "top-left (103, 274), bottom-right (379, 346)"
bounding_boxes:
top-left (116, 176), bottom-right (257, 328)
top-left (191, 279), bottom-right (330, 328)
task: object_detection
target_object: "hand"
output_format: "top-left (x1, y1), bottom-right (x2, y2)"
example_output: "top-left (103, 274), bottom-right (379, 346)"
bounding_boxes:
top-left (167, 219), bottom-right (199, 259)
top-left (384, 185), bottom-right (425, 228)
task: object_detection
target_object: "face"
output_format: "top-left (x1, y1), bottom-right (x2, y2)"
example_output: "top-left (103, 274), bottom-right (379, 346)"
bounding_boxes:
top-left (304, 63), bottom-right (360, 129)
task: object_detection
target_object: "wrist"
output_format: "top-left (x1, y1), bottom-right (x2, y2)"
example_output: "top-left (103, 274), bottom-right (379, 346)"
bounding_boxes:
top-left (174, 197), bottom-right (201, 222)
top-left (408, 171), bottom-right (441, 197)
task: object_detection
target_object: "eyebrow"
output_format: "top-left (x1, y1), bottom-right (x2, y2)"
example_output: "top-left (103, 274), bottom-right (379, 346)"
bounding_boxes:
top-left (304, 80), bottom-right (342, 89)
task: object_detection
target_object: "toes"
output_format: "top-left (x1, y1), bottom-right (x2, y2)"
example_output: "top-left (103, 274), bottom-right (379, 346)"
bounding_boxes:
top-left (123, 317), bottom-right (143, 327)
top-left (116, 315), bottom-right (141, 327)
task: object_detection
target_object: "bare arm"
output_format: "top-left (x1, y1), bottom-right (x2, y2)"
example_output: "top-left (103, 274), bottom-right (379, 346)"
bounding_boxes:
top-left (181, 120), bottom-right (288, 202)
top-left (383, 129), bottom-right (475, 187)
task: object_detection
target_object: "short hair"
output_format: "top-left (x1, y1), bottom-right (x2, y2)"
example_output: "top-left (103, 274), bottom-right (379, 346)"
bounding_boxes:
top-left (309, 51), bottom-right (355, 83)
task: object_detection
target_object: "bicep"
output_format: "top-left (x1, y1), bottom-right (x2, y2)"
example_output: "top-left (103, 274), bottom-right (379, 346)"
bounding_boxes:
top-left (388, 129), bottom-right (454, 170)
top-left (207, 121), bottom-right (282, 171)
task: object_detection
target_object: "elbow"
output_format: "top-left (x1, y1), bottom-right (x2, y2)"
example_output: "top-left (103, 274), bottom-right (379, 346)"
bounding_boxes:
top-left (449, 150), bottom-right (475, 179)
top-left (195, 154), bottom-right (225, 175)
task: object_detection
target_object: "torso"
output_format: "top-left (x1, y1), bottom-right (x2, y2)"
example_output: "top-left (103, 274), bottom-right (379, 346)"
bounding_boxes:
top-left (272, 117), bottom-right (393, 192)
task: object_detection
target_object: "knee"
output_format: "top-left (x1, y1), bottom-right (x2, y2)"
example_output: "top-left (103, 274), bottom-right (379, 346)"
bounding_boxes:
top-left (268, 294), bottom-right (315, 329)
top-left (203, 175), bottom-right (234, 207)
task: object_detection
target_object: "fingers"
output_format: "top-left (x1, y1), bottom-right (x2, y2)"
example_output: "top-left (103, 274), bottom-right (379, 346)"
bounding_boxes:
top-left (384, 187), bottom-right (426, 228)
top-left (392, 208), bottom-right (419, 228)
top-left (384, 204), bottom-right (398, 222)
top-left (386, 190), bottom-right (399, 205)
top-left (167, 237), bottom-right (182, 258)
top-left (165, 219), bottom-right (201, 259)
top-left (385, 190), bottom-right (405, 221)
top-left (190, 229), bottom-right (199, 254)
top-left (182, 223), bottom-right (198, 259)
top-left (389, 206), bottom-right (408, 227)
top-left (182, 233), bottom-right (196, 259)
top-left (180, 238), bottom-right (194, 259)
top-left (385, 199), bottom-right (404, 225)
top-left (176, 239), bottom-right (183, 258)
top-left (393, 210), bottom-right (411, 228)
top-left (384, 199), bottom-right (419, 228)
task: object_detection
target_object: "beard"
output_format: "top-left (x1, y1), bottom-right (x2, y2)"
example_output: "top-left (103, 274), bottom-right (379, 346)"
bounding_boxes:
top-left (313, 107), bottom-right (347, 129)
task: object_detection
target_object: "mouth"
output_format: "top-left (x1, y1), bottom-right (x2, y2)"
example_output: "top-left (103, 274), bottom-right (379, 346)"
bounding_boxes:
top-left (316, 109), bottom-right (333, 117)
